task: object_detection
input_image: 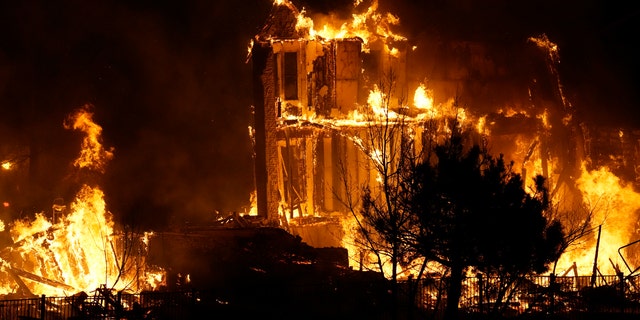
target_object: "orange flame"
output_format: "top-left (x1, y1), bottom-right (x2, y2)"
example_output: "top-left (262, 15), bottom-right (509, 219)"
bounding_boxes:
top-left (0, 105), bottom-right (165, 297)
top-left (285, 0), bottom-right (405, 53)
top-left (259, 1), bottom-right (639, 280)
top-left (556, 164), bottom-right (640, 275)
top-left (64, 105), bottom-right (114, 172)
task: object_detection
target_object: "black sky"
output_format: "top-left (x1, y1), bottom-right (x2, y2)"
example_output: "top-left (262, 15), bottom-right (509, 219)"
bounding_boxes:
top-left (0, 0), bottom-right (638, 229)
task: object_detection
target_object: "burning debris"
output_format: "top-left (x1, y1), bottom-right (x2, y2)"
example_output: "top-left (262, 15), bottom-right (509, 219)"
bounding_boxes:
top-left (0, 105), bottom-right (165, 298)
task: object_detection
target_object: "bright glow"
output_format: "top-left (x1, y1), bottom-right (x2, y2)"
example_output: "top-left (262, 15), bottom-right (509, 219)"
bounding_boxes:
top-left (555, 164), bottom-right (640, 275)
top-left (0, 105), bottom-right (165, 296)
top-left (63, 106), bottom-right (114, 172)
top-left (291, 0), bottom-right (406, 52)
top-left (265, 0), bottom-right (638, 282)
top-left (413, 83), bottom-right (433, 110)
top-left (1, 161), bottom-right (11, 170)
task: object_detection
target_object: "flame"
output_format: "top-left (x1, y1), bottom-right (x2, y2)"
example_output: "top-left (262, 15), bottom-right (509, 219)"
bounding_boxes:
top-left (529, 34), bottom-right (559, 64)
top-left (1, 161), bottom-right (11, 170)
top-left (536, 109), bottom-right (551, 130)
top-left (64, 105), bottom-right (114, 172)
top-left (555, 164), bottom-right (640, 275)
top-left (285, 0), bottom-right (405, 53)
top-left (367, 85), bottom-right (395, 118)
top-left (259, 1), bottom-right (640, 281)
top-left (413, 83), bottom-right (434, 111)
top-left (476, 116), bottom-right (489, 136)
top-left (0, 105), bottom-right (165, 297)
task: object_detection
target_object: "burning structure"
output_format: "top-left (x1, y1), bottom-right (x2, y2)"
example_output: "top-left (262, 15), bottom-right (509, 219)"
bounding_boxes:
top-left (0, 0), bottom-right (639, 307)
top-left (249, 0), bottom-right (413, 247)
top-left (248, 0), bottom-right (640, 277)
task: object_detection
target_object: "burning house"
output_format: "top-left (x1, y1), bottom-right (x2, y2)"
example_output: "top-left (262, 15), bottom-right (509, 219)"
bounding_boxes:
top-left (249, 0), bottom-right (412, 247)
top-left (0, 0), bottom-right (639, 308)
top-left (248, 0), bottom-right (640, 277)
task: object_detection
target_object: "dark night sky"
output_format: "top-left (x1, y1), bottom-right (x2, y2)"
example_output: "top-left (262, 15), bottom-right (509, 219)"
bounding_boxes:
top-left (0, 0), bottom-right (637, 229)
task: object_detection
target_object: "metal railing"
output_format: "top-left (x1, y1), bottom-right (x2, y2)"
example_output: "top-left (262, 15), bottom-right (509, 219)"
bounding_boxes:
top-left (0, 288), bottom-right (202, 320)
top-left (401, 273), bottom-right (640, 318)
top-left (2, 273), bottom-right (640, 319)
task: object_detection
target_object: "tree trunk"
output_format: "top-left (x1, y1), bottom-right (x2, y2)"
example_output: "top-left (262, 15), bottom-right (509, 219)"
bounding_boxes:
top-left (444, 264), bottom-right (464, 320)
top-left (390, 245), bottom-right (398, 319)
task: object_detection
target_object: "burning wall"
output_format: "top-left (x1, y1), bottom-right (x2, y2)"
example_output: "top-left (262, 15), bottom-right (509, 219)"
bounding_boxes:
top-left (250, 0), bottom-right (640, 277)
top-left (251, 0), bottom-right (409, 224)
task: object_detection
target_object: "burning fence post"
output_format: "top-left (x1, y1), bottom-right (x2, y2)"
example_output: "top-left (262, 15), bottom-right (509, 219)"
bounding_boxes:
top-left (591, 225), bottom-right (602, 287)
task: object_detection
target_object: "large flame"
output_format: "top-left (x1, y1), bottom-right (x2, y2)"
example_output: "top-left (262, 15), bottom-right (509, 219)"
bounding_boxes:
top-left (256, 1), bottom-right (640, 280)
top-left (64, 107), bottom-right (114, 172)
top-left (0, 105), bottom-right (165, 297)
top-left (289, 0), bottom-right (405, 53)
top-left (555, 164), bottom-right (640, 275)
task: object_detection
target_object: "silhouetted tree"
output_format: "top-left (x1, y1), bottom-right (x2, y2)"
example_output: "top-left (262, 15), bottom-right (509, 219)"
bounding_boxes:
top-left (336, 71), bottom-right (424, 319)
top-left (407, 129), bottom-right (565, 320)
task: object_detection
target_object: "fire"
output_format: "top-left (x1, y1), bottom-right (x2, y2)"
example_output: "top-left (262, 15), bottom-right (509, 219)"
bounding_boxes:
top-left (253, 0), bottom-right (640, 281)
top-left (413, 83), bottom-right (434, 111)
top-left (1, 161), bottom-right (11, 171)
top-left (0, 105), bottom-right (165, 297)
top-left (476, 116), bottom-right (489, 135)
top-left (556, 164), bottom-right (640, 275)
top-left (529, 34), bottom-right (559, 63)
top-left (286, 0), bottom-right (405, 53)
top-left (64, 106), bottom-right (114, 172)
top-left (367, 85), bottom-right (397, 118)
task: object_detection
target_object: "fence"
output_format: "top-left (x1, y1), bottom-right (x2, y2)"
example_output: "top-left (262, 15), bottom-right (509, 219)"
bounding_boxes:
top-left (0, 279), bottom-right (390, 319)
top-left (0, 288), bottom-right (203, 320)
top-left (402, 273), bottom-right (640, 318)
top-left (2, 273), bottom-right (640, 319)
